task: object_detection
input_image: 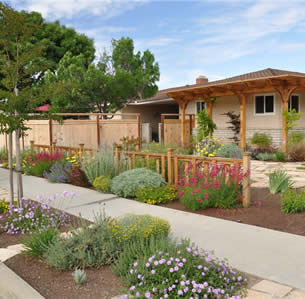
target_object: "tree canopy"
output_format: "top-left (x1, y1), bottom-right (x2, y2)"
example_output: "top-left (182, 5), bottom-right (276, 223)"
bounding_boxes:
top-left (47, 37), bottom-right (160, 114)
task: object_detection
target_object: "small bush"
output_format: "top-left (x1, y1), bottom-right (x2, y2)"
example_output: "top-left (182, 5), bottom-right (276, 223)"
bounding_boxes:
top-left (109, 214), bottom-right (170, 244)
top-left (281, 189), bottom-right (305, 213)
top-left (72, 269), bottom-right (87, 285)
top-left (67, 166), bottom-right (91, 187)
top-left (196, 137), bottom-right (223, 157)
top-left (256, 152), bottom-right (275, 161)
top-left (82, 147), bottom-right (128, 184)
top-left (110, 168), bottom-right (166, 198)
top-left (0, 147), bottom-right (8, 162)
top-left (274, 151), bottom-right (287, 162)
top-left (135, 185), bottom-right (176, 205)
top-left (268, 170), bottom-right (294, 194)
top-left (288, 141), bottom-right (305, 162)
top-left (93, 175), bottom-right (111, 193)
top-left (22, 228), bottom-right (59, 257)
top-left (43, 161), bottom-right (71, 183)
top-left (250, 133), bottom-right (272, 148)
top-left (0, 199), bottom-right (9, 214)
top-left (216, 143), bottom-right (242, 159)
top-left (141, 142), bottom-right (193, 155)
top-left (289, 131), bottom-right (305, 145)
top-left (45, 214), bottom-right (121, 270)
top-left (119, 239), bottom-right (247, 298)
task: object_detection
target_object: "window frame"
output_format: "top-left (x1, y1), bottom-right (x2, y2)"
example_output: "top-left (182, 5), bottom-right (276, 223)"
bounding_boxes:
top-left (253, 93), bottom-right (276, 116)
top-left (288, 94), bottom-right (300, 113)
top-left (195, 100), bottom-right (206, 114)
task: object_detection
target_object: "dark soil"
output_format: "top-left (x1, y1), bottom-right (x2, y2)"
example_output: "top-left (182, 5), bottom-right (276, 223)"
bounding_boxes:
top-left (163, 187), bottom-right (305, 236)
top-left (5, 254), bottom-right (123, 299)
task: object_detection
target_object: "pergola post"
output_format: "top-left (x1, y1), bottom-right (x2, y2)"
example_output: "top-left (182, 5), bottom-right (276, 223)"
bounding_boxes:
top-left (207, 100), bottom-right (213, 119)
top-left (180, 101), bottom-right (187, 146)
top-left (237, 93), bottom-right (247, 151)
top-left (272, 82), bottom-right (298, 153)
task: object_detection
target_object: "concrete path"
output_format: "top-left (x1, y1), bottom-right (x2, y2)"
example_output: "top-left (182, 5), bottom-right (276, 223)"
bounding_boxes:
top-left (251, 160), bottom-right (305, 188)
top-left (1, 168), bottom-right (305, 291)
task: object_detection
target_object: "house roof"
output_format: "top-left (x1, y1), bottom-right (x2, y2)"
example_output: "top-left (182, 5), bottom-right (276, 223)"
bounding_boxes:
top-left (128, 68), bottom-right (305, 105)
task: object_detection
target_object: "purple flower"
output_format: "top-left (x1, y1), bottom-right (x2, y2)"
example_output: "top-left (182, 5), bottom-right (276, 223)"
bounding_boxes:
top-left (177, 290), bottom-right (183, 295)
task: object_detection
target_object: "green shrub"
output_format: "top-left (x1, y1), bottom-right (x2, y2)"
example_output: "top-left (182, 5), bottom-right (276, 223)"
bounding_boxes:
top-left (216, 143), bottom-right (242, 159)
top-left (109, 214), bottom-right (170, 244)
top-left (141, 142), bottom-right (193, 155)
top-left (45, 214), bottom-right (120, 270)
top-left (250, 133), bottom-right (272, 148)
top-left (93, 175), bottom-right (111, 193)
top-left (274, 151), bottom-right (287, 162)
top-left (256, 152), bottom-right (275, 161)
top-left (289, 131), bottom-right (305, 145)
top-left (268, 169), bottom-right (294, 194)
top-left (72, 269), bottom-right (87, 285)
top-left (110, 168), bottom-right (166, 198)
top-left (281, 189), bottom-right (305, 213)
top-left (135, 185), bottom-right (176, 205)
top-left (22, 228), bottom-right (59, 258)
top-left (81, 147), bottom-right (128, 184)
top-left (117, 238), bottom-right (247, 298)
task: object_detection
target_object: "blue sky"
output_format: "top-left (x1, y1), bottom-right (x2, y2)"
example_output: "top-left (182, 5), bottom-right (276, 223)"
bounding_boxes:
top-left (9, 0), bottom-right (305, 89)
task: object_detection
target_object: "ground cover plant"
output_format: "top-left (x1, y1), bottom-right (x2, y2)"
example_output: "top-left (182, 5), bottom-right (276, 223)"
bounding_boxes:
top-left (0, 192), bottom-right (72, 234)
top-left (196, 137), bottom-right (223, 157)
top-left (288, 141), bottom-right (305, 162)
top-left (177, 163), bottom-right (249, 211)
top-left (281, 189), bottom-right (305, 213)
top-left (216, 143), bottom-right (242, 159)
top-left (44, 160), bottom-right (71, 183)
top-left (93, 175), bottom-right (111, 192)
top-left (0, 199), bottom-right (9, 214)
top-left (109, 214), bottom-right (170, 244)
top-left (136, 185), bottom-right (176, 205)
top-left (268, 170), bottom-right (294, 194)
top-left (118, 238), bottom-right (247, 298)
top-left (110, 168), bottom-right (166, 198)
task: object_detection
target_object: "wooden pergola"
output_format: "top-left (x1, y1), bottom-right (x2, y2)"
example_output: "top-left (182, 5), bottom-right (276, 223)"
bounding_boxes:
top-left (166, 69), bottom-right (305, 152)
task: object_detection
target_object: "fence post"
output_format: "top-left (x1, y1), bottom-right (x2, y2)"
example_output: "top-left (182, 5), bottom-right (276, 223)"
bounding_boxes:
top-left (137, 115), bottom-right (142, 150)
top-left (49, 119), bottom-right (53, 146)
top-left (167, 148), bottom-right (174, 185)
top-left (115, 145), bottom-right (122, 162)
top-left (96, 114), bottom-right (101, 148)
top-left (30, 140), bottom-right (34, 152)
top-left (242, 152), bottom-right (251, 208)
top-left (79, 143), bottom-right (84, 156)
top-left (161, 115), bottom-right (165, 144)
top-left (51, 142), bottom-right (57, 154)
top-left (189, 115), bottom-right (193, 136)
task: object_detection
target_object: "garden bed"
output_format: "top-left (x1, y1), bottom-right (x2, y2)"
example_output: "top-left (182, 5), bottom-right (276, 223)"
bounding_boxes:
top-left (162, 187), bottom-right (305, 237)
top-left (5, 254), bottom-right (123, 299)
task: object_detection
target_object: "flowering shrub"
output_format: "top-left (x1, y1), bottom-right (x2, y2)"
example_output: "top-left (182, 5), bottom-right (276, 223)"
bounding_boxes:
top-left (0, 199), bottom-right (9, 214)
top-left (196, 137), bottom-right (223, 157)
top-left (136, 185), bottom-right (176, 205)
top-left (67, 165), bottom-right (91, 187)
top-left (93, 175), bottom-right (111, 192)
top-left (109, 214), bottom-right (170, 244)
top-left (121, 240), bottom-right (247, 298)
top-left (23, 151), bottom-right (64, 177)
top-left (177, 163), bottom-right (249, 210)
top-left (43, 161), bottom-right (71, 183)
top-left (110, 168), bottom-right (166, 198)
top-left (0, 192), bottom-right (72, 234)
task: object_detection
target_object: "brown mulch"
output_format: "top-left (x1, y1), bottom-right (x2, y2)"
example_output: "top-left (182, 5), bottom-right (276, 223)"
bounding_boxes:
top-left (5, 254), bottom-right (123, 299)
top-left (162, 187), bottom-right (305, 236)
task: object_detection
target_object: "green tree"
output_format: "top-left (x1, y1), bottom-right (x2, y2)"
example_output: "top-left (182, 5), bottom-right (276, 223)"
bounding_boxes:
top-left (0, 2), bottom-right (55, 205)
top-left (46, 37), bottom-right (160, 114)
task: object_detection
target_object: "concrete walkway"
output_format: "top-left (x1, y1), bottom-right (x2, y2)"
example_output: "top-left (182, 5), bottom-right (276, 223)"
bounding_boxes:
top-left (1, 168), bottom-right (305, 291)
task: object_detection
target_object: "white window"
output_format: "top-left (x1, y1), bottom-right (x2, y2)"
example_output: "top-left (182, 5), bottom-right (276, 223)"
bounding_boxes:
top-left (196, 101), bottom-right (205, 113)
top-left (289, 95), bottom-right (299, 113)
top-left (255, 94), bottom-right (275, 115)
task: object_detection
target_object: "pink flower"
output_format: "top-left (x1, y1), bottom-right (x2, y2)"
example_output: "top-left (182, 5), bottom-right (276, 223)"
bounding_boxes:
top-left (196, 198), bottom-right (203, 203)
top-left (204, 193), bottom-right (209, 200)
top-left (178, 190), bottom-right (185, 197)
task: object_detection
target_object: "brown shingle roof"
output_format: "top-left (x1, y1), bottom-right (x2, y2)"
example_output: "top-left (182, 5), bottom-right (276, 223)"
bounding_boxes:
top-left (128, 68), bottom-right (305, 104)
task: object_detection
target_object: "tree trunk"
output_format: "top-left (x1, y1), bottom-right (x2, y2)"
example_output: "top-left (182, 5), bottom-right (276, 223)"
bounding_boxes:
top-left (15, 128), bottom-right (23, 207)
top-left (8, 132), bottom-right (14, 205)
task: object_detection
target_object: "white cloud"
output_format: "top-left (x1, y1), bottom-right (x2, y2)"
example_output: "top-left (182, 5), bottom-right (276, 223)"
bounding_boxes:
top-left (19, 0), bottom-right (148, 19)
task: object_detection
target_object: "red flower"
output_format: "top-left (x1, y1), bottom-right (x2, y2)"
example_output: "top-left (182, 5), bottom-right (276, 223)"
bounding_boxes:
top-left (196, 198), bottom-right (203, 203)
top-left (204, 193), bottom-right (209, 200)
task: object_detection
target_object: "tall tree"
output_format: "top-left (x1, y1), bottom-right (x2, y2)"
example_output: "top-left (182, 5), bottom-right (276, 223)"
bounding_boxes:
top-left (47, 37), bottom-right (160, 113)
top-left (0, 2), bottom-right (53, 205)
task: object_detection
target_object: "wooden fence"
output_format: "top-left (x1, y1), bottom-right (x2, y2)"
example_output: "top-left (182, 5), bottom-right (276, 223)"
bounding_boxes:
top-left (161, 114), bottom-right (195, 145)
top-left (30, 142), bottom-right (251, 208)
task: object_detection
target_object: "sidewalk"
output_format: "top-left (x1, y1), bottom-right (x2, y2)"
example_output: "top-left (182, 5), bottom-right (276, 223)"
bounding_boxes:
top-left (0, 168), bottom-right (305, 291)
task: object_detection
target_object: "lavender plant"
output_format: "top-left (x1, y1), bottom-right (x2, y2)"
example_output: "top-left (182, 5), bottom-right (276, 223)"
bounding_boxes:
top-left (43, 161), bottom-right (71, 183)
top-left (119, 239), bottom-right (247, 298)
top-left (0, 192), bottom-right (73, 234)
